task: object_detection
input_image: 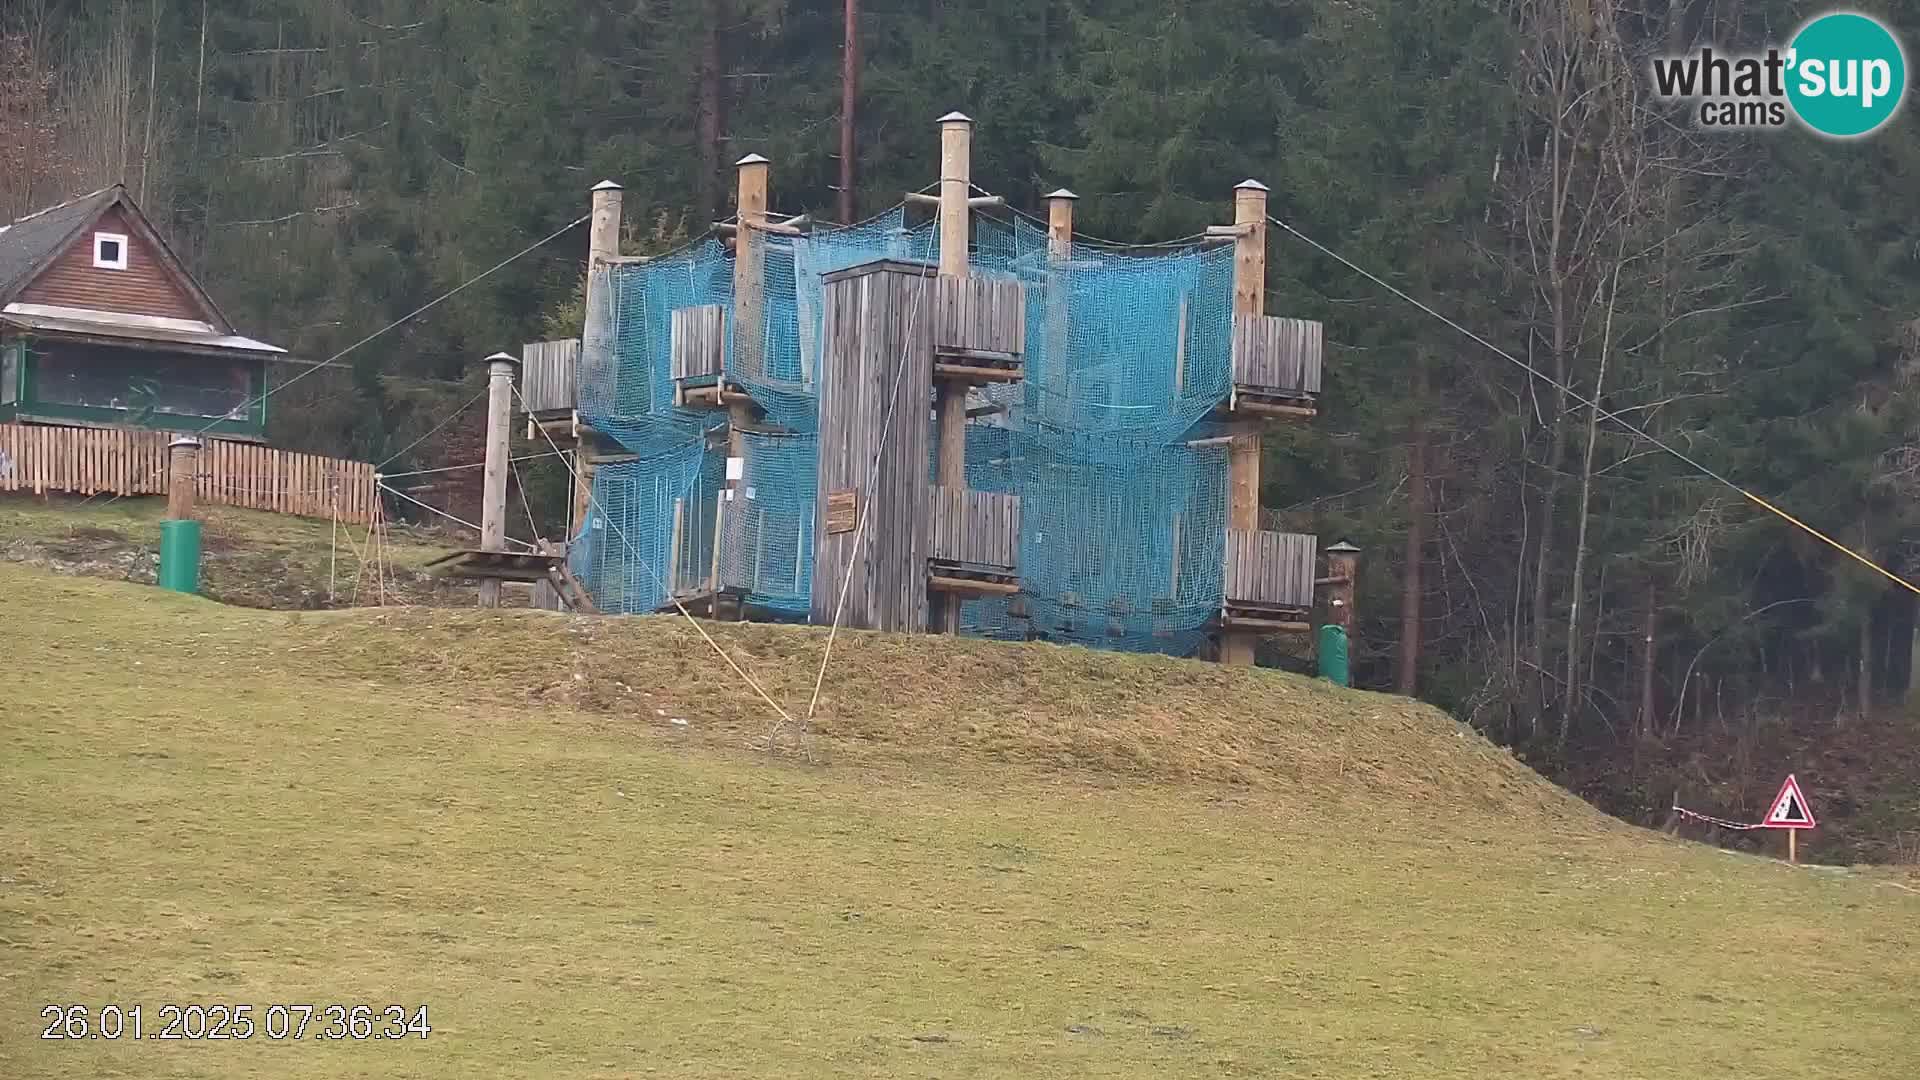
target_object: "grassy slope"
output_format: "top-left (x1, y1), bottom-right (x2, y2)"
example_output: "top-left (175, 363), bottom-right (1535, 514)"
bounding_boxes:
top-left (2, 563), bottom-right (1916, 1079)
top-left (0, 494), bottom-right (481, 609)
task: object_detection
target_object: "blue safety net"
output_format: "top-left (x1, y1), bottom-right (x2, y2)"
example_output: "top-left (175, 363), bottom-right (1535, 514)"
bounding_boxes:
top-left (573, 205), bottom-right (1241, 653)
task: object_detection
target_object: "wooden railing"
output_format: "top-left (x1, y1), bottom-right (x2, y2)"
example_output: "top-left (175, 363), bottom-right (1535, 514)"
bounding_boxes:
top-left (931, 277), bottom-right (1025, 358)
top-left (671, 305), bottom-right (726, 382)
top-left (520, 339), bottom-right (580, 415)
top-left (928, 488), bottom-right (1020, 571)
top-left (1223, 528), bottom-right (1316, 612)
top-left (1231, 313), bottom-right (1323, 399)
top-left (0, 422), bottom-right (378, 524)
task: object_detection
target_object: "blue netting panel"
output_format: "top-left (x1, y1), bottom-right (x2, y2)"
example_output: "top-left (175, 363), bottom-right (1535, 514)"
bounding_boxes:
top-left (719, 429), bottom-right (818, 616)
top-left (570, 443), bottom-right (708, 614)
top-left (577, 207), bottom-right (1244, 657)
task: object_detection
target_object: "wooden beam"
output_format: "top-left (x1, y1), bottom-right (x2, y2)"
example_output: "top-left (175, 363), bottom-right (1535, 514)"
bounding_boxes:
top-left (905, 191), bottom-right (1003, 208)
top-left (1234, 398), bottom-right (1318, 419)
top-left (1221, 615), bottom-right (1312, 634)
top-left (928, 574), bottom-right (1022, 596)
top-left (933, 362), bottom-right (1023, 383)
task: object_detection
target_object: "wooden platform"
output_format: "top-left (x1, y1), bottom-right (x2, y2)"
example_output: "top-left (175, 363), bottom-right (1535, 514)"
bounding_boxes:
top-left (1226, 313), bottom-right (1322, 419)
top-left (425, 548), bottom-right (598, 612)
top-left (425, 548), bottom-right (564, 582)
top-left (928, 560), bottom-right (1021, 597)
top-left (658, 586), bottom-right (745, 619)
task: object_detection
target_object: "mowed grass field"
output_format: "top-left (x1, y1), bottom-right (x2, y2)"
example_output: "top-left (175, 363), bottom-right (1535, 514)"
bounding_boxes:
top-left (2, 563), bottom-right (1916, 1079)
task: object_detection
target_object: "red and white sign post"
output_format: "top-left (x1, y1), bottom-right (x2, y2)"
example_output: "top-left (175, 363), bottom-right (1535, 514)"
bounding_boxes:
top-left (1762, 773), bottom-right (1816, 864)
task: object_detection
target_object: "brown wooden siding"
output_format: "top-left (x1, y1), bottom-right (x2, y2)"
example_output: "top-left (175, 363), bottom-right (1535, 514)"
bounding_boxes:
top-left (930, 276), bottom-right (1025, 356)
top-left (1223, 528), bottom-right (1317, 611)
top-left (1231, 313), bottom-right (1324, 397)
top-left (519, 339), bottom-right (579, 415)
top-left (928, 488), bottom-right (1019, 571)
top-left (670, 305), bottom-right (726, 381)
top-left (15, 206), bottom-right (209, 323)
top-left (0, 421), bottom-right (378, 523)
top-left (811, 260), bottom-right (935, 632)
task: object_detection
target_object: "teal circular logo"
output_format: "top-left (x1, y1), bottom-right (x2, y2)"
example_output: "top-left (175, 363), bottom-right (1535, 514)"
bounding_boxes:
top-left (1786, 13), bottom-right (1907, 137)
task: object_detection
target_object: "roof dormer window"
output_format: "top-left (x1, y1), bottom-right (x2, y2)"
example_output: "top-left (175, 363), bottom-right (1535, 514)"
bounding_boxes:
top-left (93, 232), bottom-right (129, 270)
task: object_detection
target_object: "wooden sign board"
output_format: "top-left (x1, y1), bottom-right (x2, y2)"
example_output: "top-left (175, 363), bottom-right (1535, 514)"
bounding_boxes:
top-left (825, 488), bottom-right (859, 534)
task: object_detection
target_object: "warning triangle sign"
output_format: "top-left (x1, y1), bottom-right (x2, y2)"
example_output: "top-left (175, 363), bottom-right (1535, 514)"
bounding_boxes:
top-left (1763, 774), bottom-right (1816, 830)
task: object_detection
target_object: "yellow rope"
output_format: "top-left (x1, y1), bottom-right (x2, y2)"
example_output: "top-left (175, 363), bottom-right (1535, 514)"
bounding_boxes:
top-left (1739, 490), bottom-right (1920, 596)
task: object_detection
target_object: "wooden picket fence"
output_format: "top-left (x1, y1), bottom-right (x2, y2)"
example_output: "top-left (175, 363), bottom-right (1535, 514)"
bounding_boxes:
top-left (0, 422), bottom-right (378, 524)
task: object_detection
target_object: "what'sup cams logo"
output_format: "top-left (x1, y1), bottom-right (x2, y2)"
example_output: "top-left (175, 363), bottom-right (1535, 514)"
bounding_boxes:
top-left (1650, 12), bottom-right (1907, 137)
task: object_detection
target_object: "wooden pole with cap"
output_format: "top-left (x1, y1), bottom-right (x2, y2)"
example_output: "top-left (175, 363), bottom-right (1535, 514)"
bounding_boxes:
top-left (166, 435), bottom-right (200, 520)
top-left (1220, 179), bottom-right (1269, 666)
top-left (572, 180), bottom-right (623, 543)
top-left (478, 351), bottom-right (518, 608)
top-left (931, 111), bottom-right (973, 634)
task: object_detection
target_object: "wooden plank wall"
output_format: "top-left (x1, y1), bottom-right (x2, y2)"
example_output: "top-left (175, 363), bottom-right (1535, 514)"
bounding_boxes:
top-left (17, 206), bottom-right (206, 322)
top-left (1222, 528), bottom-right (1317, 610)
top-left (0, 422), bottom-right (378, 524)
top-left (927, 488), bottom-right (1020, 570)
top-left (1230, 313), bottom-right (1324, 396)
top-left (519, 339), bottom-right (580, 414)
top-left (930, 277), bottom-right (1026, 355)
top-left (671, 305), bottom-right (726, 381)
top-left (811, 261), bottom-right (935, 632)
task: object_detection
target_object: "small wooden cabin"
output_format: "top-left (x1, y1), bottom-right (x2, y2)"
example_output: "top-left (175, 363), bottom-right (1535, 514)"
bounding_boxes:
top-left (0, 185), bottom-right (283, 440)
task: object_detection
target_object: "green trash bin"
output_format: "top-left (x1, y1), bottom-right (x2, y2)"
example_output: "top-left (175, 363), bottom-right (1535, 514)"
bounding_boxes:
top-left (158, 518), bottom-right (203, 595)
top-left (1317, 624), bottom-right (1350, 687)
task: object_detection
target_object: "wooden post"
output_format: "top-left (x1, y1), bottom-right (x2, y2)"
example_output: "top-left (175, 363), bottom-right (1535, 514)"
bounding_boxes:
top-left (1326, 540), bottom-right (1360, 634)
top-left (709, 489), bottom-right (727, 593)
top-left (938, 112), bottom-right (971, 279)
top-left (1232, 179), bottom-right (1268, 318)
top-left (590, 179), bottom-right (623, 271)
top-left (1044, 187), bottom-right (1075, 426)
top-left (1220, 178), bottom-right (1270, 666)
top-left (1174, 295), bottom-right (1189, 396)
top-left (668, 496), bottom-right (686, 596)
top-left (733, 153), bottom-right (770, 383)
top-left (931, 111), bottom-right (973, 634)
top-left (1787, 829), bottom-right (1797, 865)
top-left (166, 436), bottom-right (200, 520)
top-left (573, 181), bottom-right (623, 545)
top-left (478, 352), bottom-right (518, 608)
top-left (1046, 187), bottom-right (1074, 259)
top-left (725, 155), bottom-right (770, 608)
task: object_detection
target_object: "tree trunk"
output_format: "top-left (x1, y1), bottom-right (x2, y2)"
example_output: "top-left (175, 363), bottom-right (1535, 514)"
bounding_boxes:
top-left (1561, 256), bottom-right (1623, 744)
top-left (696, 0), bottom-right (727, 221)
top-left (1856, 610), bottom-right (1872, 725)
top-left (1638, 577), bottom-right (1656, 741)
top-left (1528, 297), bottom-right (1569, 732)
top-left (1397, 361), bottom-right (1428, 696)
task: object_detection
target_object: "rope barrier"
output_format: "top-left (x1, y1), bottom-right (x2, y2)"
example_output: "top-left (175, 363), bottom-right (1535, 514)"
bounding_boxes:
top-left (1269, 212), bottom-right (1920, 598)
top-left (510, 380), bottom-right (801, 728)
top-left (1670, 804), bottom-right (1771, 831)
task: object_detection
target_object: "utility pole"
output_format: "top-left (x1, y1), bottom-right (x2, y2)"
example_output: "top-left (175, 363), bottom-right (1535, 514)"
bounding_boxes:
top-left (839, 0), bottom-right (859, 224)
top-left (478, 351), bottom-right (518, 608)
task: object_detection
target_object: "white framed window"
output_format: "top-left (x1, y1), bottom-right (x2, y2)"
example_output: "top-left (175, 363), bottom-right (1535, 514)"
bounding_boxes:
top-left (93, 232), bottom-right (130, 270)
